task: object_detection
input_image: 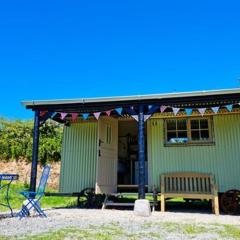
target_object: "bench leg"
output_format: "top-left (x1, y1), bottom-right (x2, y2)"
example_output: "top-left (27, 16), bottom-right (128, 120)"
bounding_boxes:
top-left (213, 196), bottom-right (219, 215)
top-left (102, 194), bottom-right (108, 210)
top-left (160, 194), bottom-right (165, 212)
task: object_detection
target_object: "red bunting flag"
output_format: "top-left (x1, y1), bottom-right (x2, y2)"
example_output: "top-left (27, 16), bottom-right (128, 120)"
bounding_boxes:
top-left (40, 111), bottom-right (47, 117)
top-left (71, 113), bottom-right (78, 121)
top-left (105, 110), bottom-right (111, 116)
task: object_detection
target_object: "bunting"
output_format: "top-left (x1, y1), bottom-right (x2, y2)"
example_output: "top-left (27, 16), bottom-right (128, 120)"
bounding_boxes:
top-left (160, 105), bottom-right (168, 113)
top-left (198, 108), bottom-right (206, 116)
top-left (50, 102), bottom-right (239, 123)
top-left (144, 115), bottom-right (151, 122)
top-left (131, 115), bottom-right (139, 121)
top-left (60, 113), bottom-right (68, 120)
top-left (185, 108), bottom-right (193, 116)
top-left (115, 108), bottom-right (123, 115)
top-left (71, 113), bottom-right (78, 121)
top-left (172, 107), bottom-right (180, 116)
top-left (211, 106), bottom-right (220, 114)
top-left (93, 112), bottom-right (101, 120)
top-left (105, 110), bottom-right (111, 116)
top-left (82, 113), bottom-right (89, 120)
top-left (226, 104), bottom-right (233, 112)
top-left (40, 111), bottom-right (47, 117)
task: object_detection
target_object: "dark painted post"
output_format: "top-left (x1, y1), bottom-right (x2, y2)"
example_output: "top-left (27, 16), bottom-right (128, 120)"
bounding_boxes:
top-left (138, 105), bottom-right (145, 199)
top-left (30, 110), bottom-right (40, 192)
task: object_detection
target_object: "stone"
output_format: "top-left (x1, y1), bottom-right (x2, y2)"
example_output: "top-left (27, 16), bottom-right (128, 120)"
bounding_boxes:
top-left (134, 199), bottom-right (151, 217)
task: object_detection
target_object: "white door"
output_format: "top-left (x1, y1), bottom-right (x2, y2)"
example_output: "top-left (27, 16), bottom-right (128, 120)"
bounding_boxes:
top-left (95, 117), bottom-right (118, 194)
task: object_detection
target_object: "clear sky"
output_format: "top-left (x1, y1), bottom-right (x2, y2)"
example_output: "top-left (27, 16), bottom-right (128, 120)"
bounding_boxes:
top-left (0, 0), bottom-right (239, 119)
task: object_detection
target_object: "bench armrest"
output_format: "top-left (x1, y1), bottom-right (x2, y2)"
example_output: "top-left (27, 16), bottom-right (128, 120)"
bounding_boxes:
top-left (211, 184), bottom-right (218, 195)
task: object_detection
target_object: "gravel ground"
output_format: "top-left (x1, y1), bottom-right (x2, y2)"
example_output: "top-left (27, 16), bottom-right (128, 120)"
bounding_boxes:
top-left (0, 209), bottom-right (240, 239)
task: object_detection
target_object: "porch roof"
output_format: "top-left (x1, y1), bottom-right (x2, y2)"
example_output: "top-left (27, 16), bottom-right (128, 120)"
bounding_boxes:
top-left (22, 88), bottom-right (240, 113)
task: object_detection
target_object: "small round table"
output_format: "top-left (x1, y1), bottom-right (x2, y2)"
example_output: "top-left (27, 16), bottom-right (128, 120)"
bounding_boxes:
top-left (0, 174), bottom-right (19, 216)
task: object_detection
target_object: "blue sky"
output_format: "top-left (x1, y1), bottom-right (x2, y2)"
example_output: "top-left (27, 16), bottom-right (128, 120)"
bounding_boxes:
top-left (0, 1), bottom-right (239, 119)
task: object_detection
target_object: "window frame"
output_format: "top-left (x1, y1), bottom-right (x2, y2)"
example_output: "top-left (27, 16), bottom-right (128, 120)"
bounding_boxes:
top-left (164, 117), bottom-right (214, 146)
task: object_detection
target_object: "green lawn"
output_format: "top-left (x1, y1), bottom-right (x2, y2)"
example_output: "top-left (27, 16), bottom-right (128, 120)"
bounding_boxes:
top-left (1, 222), bottom-right (240, 240)
top-left (0, 182), bottom-right (76, 212)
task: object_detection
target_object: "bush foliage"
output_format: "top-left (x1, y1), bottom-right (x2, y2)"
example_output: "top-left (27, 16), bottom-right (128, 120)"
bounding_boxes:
top-left (0, 118), bottom-right (63, 164)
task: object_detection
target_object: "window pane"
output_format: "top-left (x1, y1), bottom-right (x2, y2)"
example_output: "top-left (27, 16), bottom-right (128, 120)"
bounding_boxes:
top-left (200, 119), bottom-right (209, 129)
top-left (167, 120), bottom-right (176, 130)
top-left (200, 130), bottom-right (209, 140)
top-left (167, 131), bottom-right (177, 142)
top-left (191, 120), bottom-right (199, 129)
top-left (178, 131), bottom-right (187, 138)
top-left (177, 119), bottom-right (187, 130)
top-left (191, 130), bottom-right (200, 141)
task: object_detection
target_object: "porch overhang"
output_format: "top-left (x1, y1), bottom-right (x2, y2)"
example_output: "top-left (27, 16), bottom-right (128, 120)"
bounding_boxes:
top-left (22, 88), bottom-right (240, 114)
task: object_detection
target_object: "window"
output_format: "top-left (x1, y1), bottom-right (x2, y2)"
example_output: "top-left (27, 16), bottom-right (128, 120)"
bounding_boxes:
top-left (165, 117), bottom-right (213, 145)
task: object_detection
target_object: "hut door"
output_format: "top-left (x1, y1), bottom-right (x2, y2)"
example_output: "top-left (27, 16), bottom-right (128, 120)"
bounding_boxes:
top-left (96, 117), bottom-right (118, 194)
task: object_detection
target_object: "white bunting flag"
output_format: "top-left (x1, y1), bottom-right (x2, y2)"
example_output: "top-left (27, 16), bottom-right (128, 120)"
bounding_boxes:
top-left (144, 115), bottom-right (151, 122)
top-left (132, 115), bottom-right (139, 121)
top-left (172, 107), bottom-right (180, 116)
top-left (211, 106), bottom-right (220, 114)
top-left (198, 108), bottom-right (206, 116)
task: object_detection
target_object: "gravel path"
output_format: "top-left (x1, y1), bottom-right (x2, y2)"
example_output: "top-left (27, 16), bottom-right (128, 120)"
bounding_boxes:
top-left (0, 209), bottom-right (240, 239)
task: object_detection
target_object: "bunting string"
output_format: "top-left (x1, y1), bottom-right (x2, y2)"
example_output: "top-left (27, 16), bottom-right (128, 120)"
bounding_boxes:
top-left (43, 102), bottom-right (239, 122)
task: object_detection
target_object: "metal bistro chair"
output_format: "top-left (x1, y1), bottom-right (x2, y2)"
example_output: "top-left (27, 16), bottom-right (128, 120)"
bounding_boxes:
top-left (18, 164), bottom-right (51, 219)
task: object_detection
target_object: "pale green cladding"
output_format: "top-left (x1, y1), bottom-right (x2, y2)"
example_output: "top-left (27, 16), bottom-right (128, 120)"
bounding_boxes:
top-left (60, 122), bottom-right (98, 193)
top-left (148, 114), bottom-right (240, 192)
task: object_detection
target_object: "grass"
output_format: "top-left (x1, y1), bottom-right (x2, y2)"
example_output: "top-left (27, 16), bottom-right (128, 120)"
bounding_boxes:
top-left (0, 182), bottom-right (76, 212)
top-left (1, 222), bottom-right (240, 240)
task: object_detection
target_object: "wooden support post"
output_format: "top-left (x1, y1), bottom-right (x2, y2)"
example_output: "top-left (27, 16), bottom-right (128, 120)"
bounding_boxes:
top-left (30, 110), bottom-right (40, 192)
top-left (138, 105), bottom-right (145, 199)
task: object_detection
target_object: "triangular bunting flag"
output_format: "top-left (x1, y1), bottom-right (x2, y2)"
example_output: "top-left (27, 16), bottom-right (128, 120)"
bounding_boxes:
top-left (185, 108), bottom-right (193, 116)
top-left (51, 112), bottom-right (57, 119)
top-left (71, 113), bottom-right (78, 121)
top-left (105, 110), bottom-right (111, 116)
top-left (172, 107), bottom-right (180, 116)
top-left (211, 106), bottom-right (220, 114)
top-left (147, 105), bottom-right (159, 115)
top-left (226, 104), bottom-right (233, 112)
top-left (132, 115), bottom-right (139, 121)
top-left (82, 113), bottom-right (89, 120)
top-left (198, 108), bottom-right (206, 116)
top-left (40, 111), bottom-right (47, 117)
top-left (160, 105), bottom-right (168, 113)
top-left (115, 108), bottom-right (123, 115)
top-left (144, 115), bottom-right (151, 122)
top-left (93, 112), bottom-right (101, 120)
top-left (60, 112), bottom-right (68, 120)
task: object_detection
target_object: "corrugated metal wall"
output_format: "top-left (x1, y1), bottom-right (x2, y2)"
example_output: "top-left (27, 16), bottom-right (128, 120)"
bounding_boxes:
top-left (59, 121), bottom-right (98, 193)
top-left (147, 114), bottom-right (240, 192)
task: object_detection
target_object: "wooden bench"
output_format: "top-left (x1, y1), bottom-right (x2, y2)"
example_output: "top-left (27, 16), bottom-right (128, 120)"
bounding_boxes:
top-left (160, 172), bottom-right (219, 215)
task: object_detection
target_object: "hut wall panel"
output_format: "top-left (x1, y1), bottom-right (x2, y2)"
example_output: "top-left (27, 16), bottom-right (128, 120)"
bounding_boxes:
top-left (59, 122), bottom-right (98, 193)
top-left (147, 114), bottom-right (240, 192)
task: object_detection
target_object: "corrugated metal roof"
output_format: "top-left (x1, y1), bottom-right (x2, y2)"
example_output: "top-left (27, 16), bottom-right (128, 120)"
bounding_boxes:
top-left (22, 88), bottom-right (240, 107)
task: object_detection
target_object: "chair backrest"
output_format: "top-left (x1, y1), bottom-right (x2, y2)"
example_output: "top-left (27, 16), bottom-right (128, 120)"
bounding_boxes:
top-left (37, 164), bottom-right (51, 195)
top-left (161, 172), bottom-right (214, 194)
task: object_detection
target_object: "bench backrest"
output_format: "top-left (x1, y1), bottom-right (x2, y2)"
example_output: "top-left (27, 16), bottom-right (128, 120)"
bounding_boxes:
top-left (161, 172), bottom-right (214, 194)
